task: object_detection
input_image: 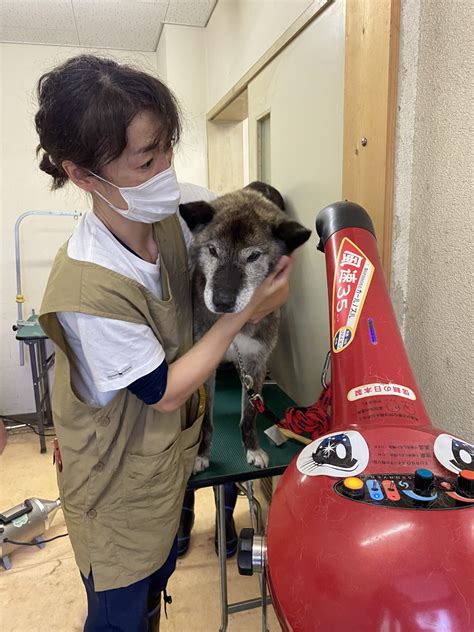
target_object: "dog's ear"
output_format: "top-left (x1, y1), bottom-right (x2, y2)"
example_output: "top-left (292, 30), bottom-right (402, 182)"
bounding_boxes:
top-left (244, 181), bottom-right (286, 211)
top-left (179, 201), bottom-right (215, 232)
top-left (272, 220), bottom-right (312, 252)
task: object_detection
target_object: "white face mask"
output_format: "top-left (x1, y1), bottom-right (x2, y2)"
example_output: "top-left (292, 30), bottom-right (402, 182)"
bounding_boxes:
top-left (91, 165), bottom-right (181, 223)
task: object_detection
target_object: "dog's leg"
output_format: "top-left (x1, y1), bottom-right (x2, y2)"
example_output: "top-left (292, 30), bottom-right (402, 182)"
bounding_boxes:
top-left (239, 361), bottom-right (269, 468)
top-left (193, 372), bottom-right (215, 474)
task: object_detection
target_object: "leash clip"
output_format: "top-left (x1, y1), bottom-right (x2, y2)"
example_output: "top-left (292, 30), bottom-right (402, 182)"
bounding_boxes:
top-left (249, 393), bottom-right (265, 413)
top-left (243, 374), bottom-right (254, 390)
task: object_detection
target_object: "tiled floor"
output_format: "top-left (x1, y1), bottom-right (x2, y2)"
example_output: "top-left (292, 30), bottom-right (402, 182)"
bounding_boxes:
top-left (1, 432), bottom-right (280, 631)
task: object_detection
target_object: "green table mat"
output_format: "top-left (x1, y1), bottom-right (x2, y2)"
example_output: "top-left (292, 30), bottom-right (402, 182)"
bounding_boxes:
top-left (15, 313), bottom-right (47, 340)
top-left (189, 369), bottom-right (304, 489)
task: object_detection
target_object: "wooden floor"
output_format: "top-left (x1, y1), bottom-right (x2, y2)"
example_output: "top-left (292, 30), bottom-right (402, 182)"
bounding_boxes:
top-left (0, 431), bottom-right (280, 631)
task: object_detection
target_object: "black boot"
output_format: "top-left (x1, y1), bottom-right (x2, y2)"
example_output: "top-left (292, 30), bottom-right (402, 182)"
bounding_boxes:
top-left (214, 483), bottom-right (238, 558)
top-left (177, 489), bottom-right (195, 557)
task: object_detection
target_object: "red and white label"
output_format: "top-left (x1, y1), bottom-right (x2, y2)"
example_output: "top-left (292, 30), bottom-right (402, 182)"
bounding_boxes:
top-left (347, 383), bottom-right (417, 401)
top-left (332, 238), bottom-right (374, 353)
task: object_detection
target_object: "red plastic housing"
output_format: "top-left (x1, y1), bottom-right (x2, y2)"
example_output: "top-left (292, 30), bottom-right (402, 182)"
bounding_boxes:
top-left (266, 219), bottom-right (474, 631)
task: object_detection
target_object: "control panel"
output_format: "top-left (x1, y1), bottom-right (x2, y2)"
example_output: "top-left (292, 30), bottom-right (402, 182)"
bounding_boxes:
top-left (334, 469), bottom-right (474, 510)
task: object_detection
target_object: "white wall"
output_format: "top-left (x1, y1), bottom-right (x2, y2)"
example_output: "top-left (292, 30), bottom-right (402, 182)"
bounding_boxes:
top-left (0, 44), bottom-right (157, 415)
top-left (391, 0), bottom-right (473, 441)
top-left (205, 0), bottom-right (314, 110)
top-left (247, 1), bottom-right (344, 404)
top-left (156, 24), bottom-right (208, 186)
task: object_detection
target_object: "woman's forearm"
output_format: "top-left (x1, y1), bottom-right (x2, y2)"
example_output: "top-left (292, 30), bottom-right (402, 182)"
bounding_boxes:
top-left (151, 310), bottom-right (248, 413)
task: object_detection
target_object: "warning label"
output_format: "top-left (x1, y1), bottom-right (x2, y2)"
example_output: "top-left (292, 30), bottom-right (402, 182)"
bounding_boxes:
top-left (332, 238), bottom-right (374, 353)
top-left (347, 383), bottom-right (417, 401)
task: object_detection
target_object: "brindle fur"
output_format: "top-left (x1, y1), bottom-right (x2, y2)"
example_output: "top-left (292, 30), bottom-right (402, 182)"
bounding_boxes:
top-left (180, 186), bottom-right (311, 473)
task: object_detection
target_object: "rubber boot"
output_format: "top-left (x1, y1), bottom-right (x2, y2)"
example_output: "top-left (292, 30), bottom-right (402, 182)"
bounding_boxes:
top-left (177, 489), bottom-right (195, 557)
top-left (214, 482), bottom-right (238, 558)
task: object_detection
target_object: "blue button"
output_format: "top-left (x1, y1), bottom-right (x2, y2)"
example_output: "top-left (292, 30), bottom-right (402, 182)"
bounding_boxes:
top-left (366, 479), bottom-right (384, 501)
top-left (402, 489), bottom-right (438, 502)
top-left (416, 468), bottom-right (433, 480)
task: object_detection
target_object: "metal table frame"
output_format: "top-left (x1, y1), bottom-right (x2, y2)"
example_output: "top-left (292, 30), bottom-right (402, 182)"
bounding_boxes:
top-left (189, 453), bottom-right (300, 630)
top-left (15, 317), bottom-right (54, 453)
top-left (186, 478), bottom-right (272, 632)
top-left (215, 479), bottom-right (271, 632)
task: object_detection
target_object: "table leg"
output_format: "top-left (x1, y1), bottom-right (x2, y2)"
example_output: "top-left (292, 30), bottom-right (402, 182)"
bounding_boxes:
top-left (38, 339), bottom-right (53, 427)
top-left (217, 484), bottom-right (228, 632)
top-left (245, 481), bottom-right (270, 631)
top-left (260, 566), bottom-right (269, 632)
top-left (28, 342), bottom-right (46, 453)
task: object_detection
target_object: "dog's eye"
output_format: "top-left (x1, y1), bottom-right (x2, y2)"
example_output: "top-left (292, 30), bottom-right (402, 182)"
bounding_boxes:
top-left (247, 251), bottom-right (261, 262)
top-left (208, 245), bottom-right (218, 258)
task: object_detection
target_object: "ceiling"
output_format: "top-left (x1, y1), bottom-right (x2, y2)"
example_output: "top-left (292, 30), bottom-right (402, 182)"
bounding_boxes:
top-left (0, 0), bottom-right (218, 52)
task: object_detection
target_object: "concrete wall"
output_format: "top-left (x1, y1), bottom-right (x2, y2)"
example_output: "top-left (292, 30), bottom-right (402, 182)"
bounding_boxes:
top-left (391, 0), bottom-right (473, 441)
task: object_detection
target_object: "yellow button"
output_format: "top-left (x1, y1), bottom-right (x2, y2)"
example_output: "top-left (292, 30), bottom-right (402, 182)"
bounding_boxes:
top-left (344, 477), bottom-right (364, 491)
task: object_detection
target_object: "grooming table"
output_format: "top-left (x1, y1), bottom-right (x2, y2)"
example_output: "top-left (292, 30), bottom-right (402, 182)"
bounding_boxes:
top-left (189, 369), bottom-right (303, 632)
top-left (15, 313), bottom-right (54, 453)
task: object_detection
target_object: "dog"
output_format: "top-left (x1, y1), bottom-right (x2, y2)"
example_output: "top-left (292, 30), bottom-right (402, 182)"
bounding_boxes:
top-left (179, 182), bottom-right (311, 473)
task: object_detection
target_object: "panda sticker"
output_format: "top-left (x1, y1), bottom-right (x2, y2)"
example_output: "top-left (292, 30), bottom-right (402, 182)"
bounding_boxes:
top-left (434, 434), bottom-right (474, 474)
top-left (297, 430), bottom-right (369, 478)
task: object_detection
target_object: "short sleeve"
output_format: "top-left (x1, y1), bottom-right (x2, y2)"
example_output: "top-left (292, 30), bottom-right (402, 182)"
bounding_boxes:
top-left (61, 312), bottom-right (166, 393)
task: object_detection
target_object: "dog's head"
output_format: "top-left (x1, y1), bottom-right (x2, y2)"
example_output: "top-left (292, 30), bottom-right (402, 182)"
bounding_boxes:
top-left (179, 183), bottom-right (311, 314)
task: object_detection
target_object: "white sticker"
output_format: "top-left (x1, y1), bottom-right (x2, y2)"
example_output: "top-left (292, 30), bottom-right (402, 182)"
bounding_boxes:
top-left (296, 430), bottom-right (369, 478)
top-left (12, 514), bottom-right (29, 528)
top-left (347, 383), bottom-right (416, 401)
top-left (434, 433), bottom-right (474, 474)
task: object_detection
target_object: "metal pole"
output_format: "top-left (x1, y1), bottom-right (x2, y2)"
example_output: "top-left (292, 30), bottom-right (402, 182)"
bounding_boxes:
top-left (27, 341), bottom-right (46, 453)
top-left (14, 210), bottom-right (82, 365)
top-left (245, 480), bottom-right (270, 631)
top-left (261, 566), bottom-right (269, 632)
top-left (38, 339), bottom-right (53, 427)
top-left (217, 484), bottom-right (228, 632)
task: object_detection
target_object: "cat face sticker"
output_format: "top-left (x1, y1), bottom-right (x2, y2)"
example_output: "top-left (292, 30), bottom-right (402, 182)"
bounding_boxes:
top-left (296, 430), bottom-right (369, 478)
top-left (434, 434), bottom-right (474, 474)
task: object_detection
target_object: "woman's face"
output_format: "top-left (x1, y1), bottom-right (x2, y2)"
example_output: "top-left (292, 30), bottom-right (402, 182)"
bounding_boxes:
top-left (67, 109), bottom-right (173, 211)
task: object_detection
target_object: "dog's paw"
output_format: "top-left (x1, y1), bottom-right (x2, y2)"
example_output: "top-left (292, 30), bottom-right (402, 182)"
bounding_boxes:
top-left (246, 448), bottom-right (269, 469)
top-left (193, 455), bottom-right (209, 475)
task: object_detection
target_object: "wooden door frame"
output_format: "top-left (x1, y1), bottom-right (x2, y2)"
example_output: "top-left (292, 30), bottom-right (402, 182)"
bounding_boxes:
top-left (343, 0), bottom-right (400, 278)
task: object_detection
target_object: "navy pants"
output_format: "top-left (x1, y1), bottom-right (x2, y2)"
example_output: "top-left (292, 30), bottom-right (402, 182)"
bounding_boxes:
top-left (80, 540), bottom-right (177, 632)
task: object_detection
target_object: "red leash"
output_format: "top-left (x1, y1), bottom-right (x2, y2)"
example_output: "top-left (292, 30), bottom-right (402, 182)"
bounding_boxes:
top-left (279, 384), bottom-right (331, 439)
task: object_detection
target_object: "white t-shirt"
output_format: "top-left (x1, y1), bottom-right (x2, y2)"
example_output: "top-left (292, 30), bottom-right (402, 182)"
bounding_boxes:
top-left (58, 182), bottom-right (216, 407)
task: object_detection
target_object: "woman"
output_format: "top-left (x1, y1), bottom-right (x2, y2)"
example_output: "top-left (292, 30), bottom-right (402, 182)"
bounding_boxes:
top-left (36, 55), bottom-right (293, 631)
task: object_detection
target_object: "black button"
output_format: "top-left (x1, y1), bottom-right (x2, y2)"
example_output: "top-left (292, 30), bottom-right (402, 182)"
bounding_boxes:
top-left (87, 509), bottom-right (97, 519)
top-left (414, 469), bottom-right (434, 496)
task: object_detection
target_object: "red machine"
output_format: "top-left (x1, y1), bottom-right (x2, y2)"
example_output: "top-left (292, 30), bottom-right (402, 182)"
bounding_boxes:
top-left (240, 202), bottom-right (474, 631)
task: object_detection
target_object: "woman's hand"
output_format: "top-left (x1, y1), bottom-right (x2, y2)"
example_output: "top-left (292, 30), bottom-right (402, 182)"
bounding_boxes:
top-left (245, 254), bottom-right (295, 324)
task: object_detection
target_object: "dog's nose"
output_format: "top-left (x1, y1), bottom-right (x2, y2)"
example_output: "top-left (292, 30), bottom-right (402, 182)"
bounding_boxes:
top-left (213, 299), bottom-right (235, 313)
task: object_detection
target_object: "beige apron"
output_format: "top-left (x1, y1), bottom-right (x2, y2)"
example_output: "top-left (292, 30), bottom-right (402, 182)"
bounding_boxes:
top-left (39, 214), bottom-right (204, 591)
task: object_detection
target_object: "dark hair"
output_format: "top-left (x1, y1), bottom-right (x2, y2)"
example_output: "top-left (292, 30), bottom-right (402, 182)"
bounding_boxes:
top-left (244, 181), bottom-right (286, 211)
top-left (35, 55), bottom-right (182, 189)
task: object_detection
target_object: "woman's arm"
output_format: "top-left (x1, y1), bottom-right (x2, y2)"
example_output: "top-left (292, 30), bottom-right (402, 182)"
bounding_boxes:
top-left (152, 255), bottom-right (294, 413)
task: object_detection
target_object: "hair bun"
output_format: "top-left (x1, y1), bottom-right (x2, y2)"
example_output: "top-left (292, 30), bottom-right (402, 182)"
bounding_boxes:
top-left (38, 149), bottom-right (68, 189)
